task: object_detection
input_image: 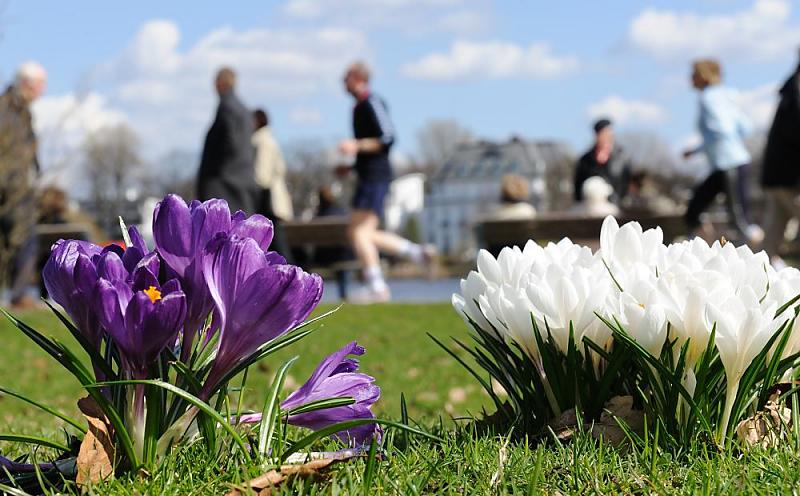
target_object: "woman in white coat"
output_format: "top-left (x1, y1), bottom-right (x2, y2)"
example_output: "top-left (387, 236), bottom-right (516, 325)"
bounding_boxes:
top-left (252, 109), bottom-right (294, 259)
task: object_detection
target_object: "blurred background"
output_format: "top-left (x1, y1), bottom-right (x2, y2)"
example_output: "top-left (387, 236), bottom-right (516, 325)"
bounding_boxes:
top-left (1, 0), bottom-right (799, 303)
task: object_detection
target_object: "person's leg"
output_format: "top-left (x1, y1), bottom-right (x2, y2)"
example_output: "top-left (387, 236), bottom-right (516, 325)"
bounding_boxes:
top-left (9, 228), bottom-right (37, 305)
top-left (722, 165), bottom-right (759, 241)
top-left (762, 188), bottom-right (792, 258)
top-left (347, 209), bottom-right (387, 295)
top-left (684, 170), bottom-right (725, 233)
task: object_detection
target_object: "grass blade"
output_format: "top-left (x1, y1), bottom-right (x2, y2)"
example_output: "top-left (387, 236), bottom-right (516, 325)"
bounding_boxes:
top-left (0, 434), bottom-right (70, 453)
top-left (0, 387), bottom-right (86, 434)
top-left (281, 419), bottom-right (442, 462)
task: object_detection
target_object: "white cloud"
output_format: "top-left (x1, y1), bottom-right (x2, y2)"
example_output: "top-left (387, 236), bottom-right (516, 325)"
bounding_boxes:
top-left (283, 0), bottom-right (488, 35)
top-left (288, 106), bottom-right (323, 125)
top-left (587, 95), bottom-right (667, 125)
top-left (285, 0), bottom-right (461, 18)
top-left (89, 20), bottom-right (370, 155)
top-left (402, 40), bottom-right (578, 80)
top-left (737, 83), bottom-right (779, 128)
top-left (33, 92), bottom-right (128, 187)
top-left (629, 0), bottom-right (800, 61)
top-left (436, 10), bottom-right (489, 35)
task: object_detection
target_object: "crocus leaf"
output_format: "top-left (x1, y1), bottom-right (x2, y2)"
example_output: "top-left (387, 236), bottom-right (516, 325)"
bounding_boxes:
top-left (258, 356), bottom-right (298, 457)
top-left (284, 397), bottom-right (356, 417)
top-left (90, 379), bottom-right (250, 461)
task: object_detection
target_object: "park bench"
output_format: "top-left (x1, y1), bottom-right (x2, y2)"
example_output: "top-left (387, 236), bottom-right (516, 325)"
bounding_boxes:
top-left (283, 217), bottom-right (357, 299)
top-left (283, 216), bottom-right (351, 248)
top-left (476, 212), bottom-right (687, 255)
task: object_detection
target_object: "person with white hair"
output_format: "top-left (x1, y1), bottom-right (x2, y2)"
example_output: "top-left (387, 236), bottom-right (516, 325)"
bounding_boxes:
top-left (572, 176), bottom-right (620, 218)
top-left (0, 61), bottom-right (47, 309)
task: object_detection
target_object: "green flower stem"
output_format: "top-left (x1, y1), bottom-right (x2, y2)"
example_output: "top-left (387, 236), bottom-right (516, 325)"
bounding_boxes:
top-left (719, 380), bottom-right (740, 447)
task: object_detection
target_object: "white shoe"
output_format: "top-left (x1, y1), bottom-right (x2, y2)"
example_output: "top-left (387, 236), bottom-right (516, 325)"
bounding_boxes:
top-left (347, 286), bottom-right (391, 305)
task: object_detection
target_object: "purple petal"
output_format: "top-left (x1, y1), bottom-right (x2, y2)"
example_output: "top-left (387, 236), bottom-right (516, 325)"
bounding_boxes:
top-left (128, 225), bottom-right (147, 253)
top-left (96, 251), bottom-right (127, 283)
top-left (190, 198), bottom-right (232, 255)
top-left (153, 194), bottom-right (194, 276)
top-left (231, 214), bottom-right (274, 251)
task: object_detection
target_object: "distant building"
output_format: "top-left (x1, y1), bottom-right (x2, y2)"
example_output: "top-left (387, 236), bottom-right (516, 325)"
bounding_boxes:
top-left (423, 138), bottom-right (573, 258)
top-left (384, 173), bottom-right (425, 239)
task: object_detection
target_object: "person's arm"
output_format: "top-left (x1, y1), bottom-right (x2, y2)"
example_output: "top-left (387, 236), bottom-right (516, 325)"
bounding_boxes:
top-left (340, 96), bottom-right (396, 156)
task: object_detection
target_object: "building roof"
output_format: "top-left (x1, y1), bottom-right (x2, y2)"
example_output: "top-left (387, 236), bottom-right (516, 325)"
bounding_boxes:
top-left (432, 138), bottom-right (573, 183)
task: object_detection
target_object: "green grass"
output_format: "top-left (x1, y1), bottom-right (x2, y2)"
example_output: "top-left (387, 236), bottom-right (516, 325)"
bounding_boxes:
top-left (1, 304), bottom-right (799, 495)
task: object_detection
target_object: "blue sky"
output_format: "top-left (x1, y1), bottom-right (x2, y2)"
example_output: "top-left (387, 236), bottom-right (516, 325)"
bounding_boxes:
top-left (1, 0), bottom-right (799, 185)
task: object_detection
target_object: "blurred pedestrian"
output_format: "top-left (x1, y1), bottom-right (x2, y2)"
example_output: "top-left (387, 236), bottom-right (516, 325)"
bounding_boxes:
top-left (761, 52), bottom-right (800, 267)
top-left (336, 61), bottom-right (436, 303)
top-left (0, 61), bottom-right (46, 310)
top-left (492, 174), bottom-right (536, 220)
top-left (682, 58), bottom-right (762, 244)
top-left (252, 108), bottom-right (293, 261)
top-left (197, 67), bottom-right (256, 213)
top-left (573, 119), bottom-right (631, 203)
top-left (572, 176), bottom-right (620, 218)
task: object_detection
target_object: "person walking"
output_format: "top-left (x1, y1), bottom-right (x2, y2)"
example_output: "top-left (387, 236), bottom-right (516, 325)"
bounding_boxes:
top-left (252, 108), bottom-right (293, 261)
top-left (761, 53), bottom-right (800, 267)
top-left (0, 61), bottom-right (47, 310)
top-left (197, 67), bottom-right (256, 214)
top-left (336, 61), bottom-right (435, 303)
top-left (682, 58), bottom-right (763, 244)
top-left (573, 119), bottom-right (631, 203)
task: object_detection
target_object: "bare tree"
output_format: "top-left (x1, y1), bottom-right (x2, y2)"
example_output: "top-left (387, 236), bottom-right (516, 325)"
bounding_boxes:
top-left (416, 119), bottom-right (473, 169)
top-left (83, 124), bottom-right (143, 233)
top-left (283, 139), bottom-right (337, 219)
top-left (154, 149), bottom-right (197, 200)
top-left (616, 132), bottom-right (678, 173)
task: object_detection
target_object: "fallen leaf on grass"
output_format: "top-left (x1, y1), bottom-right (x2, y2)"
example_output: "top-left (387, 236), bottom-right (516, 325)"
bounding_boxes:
top-left (226, 459), bottom-right (339, 495)
top-left (592, 395), bottom-right (644, 446)
top-left (547, 396), bottom-right (644, 446)
top-left (736, 400), bottom-right (792, 448)
top-left (76, 397), bottom-right (116, 488)
top-left (226, 450), bottom-right (362, 495)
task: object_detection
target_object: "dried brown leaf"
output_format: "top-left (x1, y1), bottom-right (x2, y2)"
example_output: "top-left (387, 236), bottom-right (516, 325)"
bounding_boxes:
top-left (226, 458), bottom-right (339, 496)
top-left (736, 400), bottom-right (793, 448)
top-left (76, 396), bottom-right (116, 489)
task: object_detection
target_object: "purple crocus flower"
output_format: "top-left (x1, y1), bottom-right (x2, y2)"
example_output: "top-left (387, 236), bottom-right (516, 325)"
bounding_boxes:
top-left (43, 239), bottom-right (105, 351)
top-left (199, 232), bottom-right (322, 397)
top-left (238, 342), bottom-right (381, 445)
top-left (91, 251), bottom-right (187, 379)
top-left (152, 194), bottom-right (276, 361)
top-left (283, 342), bottom-right (381, 445)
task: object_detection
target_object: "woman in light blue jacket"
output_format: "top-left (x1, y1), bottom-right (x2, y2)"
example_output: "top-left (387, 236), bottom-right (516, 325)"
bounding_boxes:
top-left (682, 59), bottom-right (762, 244)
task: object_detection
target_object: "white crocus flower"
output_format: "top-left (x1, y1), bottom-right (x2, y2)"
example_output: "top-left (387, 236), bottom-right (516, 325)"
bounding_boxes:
top-left (617, 277), bottom-right (668, 358)
top-left (524, 262), bottom-right (611, 355)
top-left (706, 286), bottom-right (780, 444)
top-left (599, 216), bottom-right (664, 283)
top-left (453, 271), bottom-right (491, 327)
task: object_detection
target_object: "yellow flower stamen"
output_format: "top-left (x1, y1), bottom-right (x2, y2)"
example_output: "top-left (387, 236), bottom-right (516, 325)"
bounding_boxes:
top-left (144, 285), bottom-right (162, 303)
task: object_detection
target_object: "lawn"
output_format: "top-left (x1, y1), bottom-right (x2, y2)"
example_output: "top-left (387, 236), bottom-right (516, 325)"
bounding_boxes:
top-left (1, 303), bottom-right (799, 494)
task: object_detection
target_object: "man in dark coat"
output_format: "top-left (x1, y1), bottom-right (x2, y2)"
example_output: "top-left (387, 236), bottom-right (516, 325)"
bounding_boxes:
top-left (761, 57), bottom-right (800, 263)
top-left (573, 119), bottom-right (632, 203)
top-left (197, 67), bottom-right (256, 214)
top-left (0, 61), bottom-right (46, 310)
